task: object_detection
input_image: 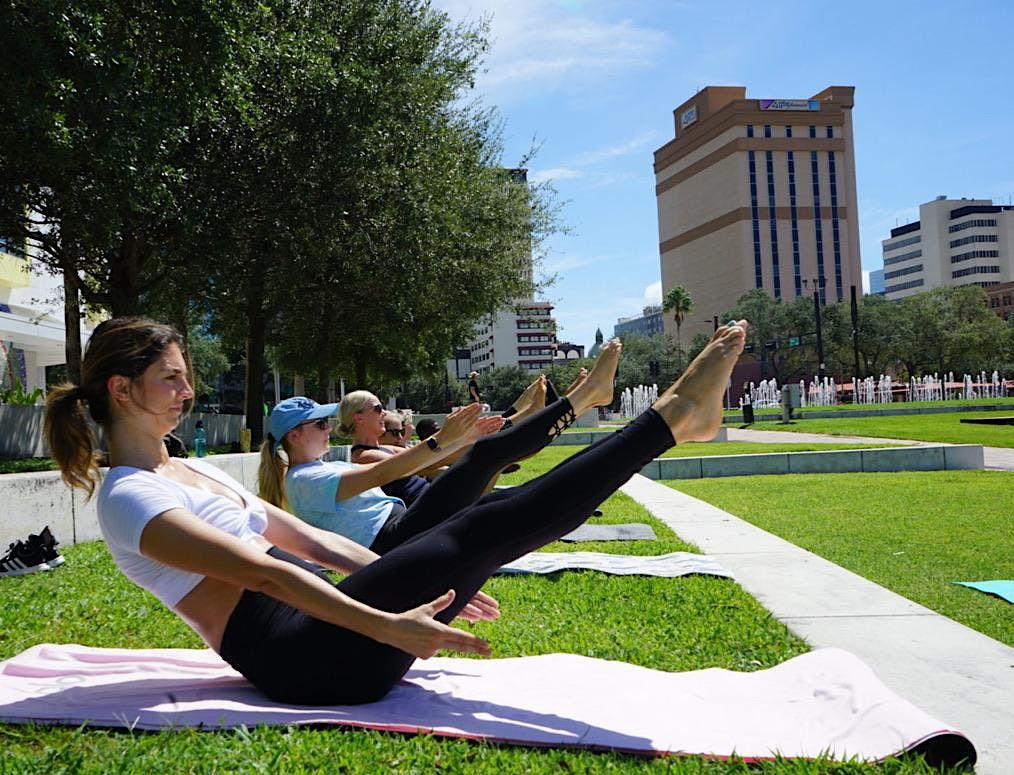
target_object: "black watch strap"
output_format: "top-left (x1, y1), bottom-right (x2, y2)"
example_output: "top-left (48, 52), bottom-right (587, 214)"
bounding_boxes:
top-left (426, 436), bottom-right (439, 451)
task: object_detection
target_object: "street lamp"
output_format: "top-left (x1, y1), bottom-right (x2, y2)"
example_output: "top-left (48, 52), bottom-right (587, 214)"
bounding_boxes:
top-left (803, 277), bottom-right (827, 380)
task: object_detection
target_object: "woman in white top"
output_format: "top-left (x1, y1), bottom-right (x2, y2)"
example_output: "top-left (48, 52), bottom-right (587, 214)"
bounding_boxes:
top-left (44, 316), bottom-right (747, 705)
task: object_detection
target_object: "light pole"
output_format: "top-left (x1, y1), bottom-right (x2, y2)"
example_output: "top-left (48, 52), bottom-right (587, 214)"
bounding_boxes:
top-left (804, 277), bottom-right (827, 380)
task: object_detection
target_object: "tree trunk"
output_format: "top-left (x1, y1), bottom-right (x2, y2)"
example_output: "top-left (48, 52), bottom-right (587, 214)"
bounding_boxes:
top-left (61, 259), bottom-right (83, 385)
top-left (108, 231), bottom-right (144, 317)
top-left (243, 261), bottom-right (267, 446)
top-left (354, 354), bottom-right (367, 390)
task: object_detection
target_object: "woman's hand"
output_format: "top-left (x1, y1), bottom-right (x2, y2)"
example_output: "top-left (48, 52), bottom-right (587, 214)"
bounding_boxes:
top-left (457, 590), bottom-right (500, 622)
top-left (381, 590), bottom-right (492, 659)
top-left (432, 403), bottom-right (482, 450)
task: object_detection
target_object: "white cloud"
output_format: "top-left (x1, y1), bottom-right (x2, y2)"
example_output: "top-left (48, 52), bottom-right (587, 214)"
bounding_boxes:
top-left (528, 166), bottom-right (583, 184)
top-left (644, 280), bottom-right (662, 304)
top-left (433, 0), bottom-right (667, 104)
top-left (573, 130), bottom-right (661, 166)
top-left (543, 252), bottom-right (606, 274)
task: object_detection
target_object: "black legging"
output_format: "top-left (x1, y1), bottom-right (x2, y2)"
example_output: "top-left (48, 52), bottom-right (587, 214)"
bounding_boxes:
top-left (369, 398), bottom-right (578, 554)
top-left (219, 405), bottom-right (675, 705)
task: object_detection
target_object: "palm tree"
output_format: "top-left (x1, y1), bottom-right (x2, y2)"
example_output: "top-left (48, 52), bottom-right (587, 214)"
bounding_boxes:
top-left (662, 285), bottom-right (695, 371)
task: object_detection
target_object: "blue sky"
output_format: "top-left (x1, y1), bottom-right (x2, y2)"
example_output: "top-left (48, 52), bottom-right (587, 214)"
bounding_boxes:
top-left (434, 0), bottom-right (1014, 349)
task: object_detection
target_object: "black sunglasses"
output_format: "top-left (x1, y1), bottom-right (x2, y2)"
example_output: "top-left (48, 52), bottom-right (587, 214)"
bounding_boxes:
top-left (358, 403), bottom-right (384, 414)
top-left (299, 418), bottom-right (331, 430)
top-left (385, 428), bottom-right (405, 437)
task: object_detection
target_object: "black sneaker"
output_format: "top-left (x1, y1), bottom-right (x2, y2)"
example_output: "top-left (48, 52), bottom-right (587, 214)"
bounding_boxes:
top-left (28, 526), bottom-right (64, 569)
top-left (0, 538), bottom-right (52, 577)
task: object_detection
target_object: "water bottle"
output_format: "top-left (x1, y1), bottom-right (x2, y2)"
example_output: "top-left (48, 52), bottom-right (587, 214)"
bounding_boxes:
top-left (194, 421), bottom-right (207, 458)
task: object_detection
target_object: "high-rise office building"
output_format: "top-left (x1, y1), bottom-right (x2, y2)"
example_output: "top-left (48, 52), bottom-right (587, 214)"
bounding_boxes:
top-left (881, 196), bottom-right (1014, 300)
top-left (654, 86), bottom-right (863, 342)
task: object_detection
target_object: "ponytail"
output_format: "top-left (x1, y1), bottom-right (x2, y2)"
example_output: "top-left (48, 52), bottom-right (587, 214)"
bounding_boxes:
top-left (257, 437), bottom-right (289, 510)
top-left (44, 384), bottom-right (102, 498)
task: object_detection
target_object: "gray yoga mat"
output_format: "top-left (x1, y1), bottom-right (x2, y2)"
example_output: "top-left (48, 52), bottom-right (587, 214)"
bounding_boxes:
top-left (560, 522), bottom-right (657, 542)
top-left (497, 551), bottom-right (733, 578)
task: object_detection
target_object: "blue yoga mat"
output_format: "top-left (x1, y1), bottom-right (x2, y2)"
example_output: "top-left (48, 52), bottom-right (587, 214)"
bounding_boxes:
top-left (952, 580), bottom-right (1014, 604)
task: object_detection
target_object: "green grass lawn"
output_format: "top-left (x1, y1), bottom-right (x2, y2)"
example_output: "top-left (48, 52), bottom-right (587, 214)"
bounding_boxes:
top-left (0, 467), bottom-right (954, 772)
top-left (668, 470), bottom-right (1014, 646)
top-left (744, 411), bottom-right (1014, 447)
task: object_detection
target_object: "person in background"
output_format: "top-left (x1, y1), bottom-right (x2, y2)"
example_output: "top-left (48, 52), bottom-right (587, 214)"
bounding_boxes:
top-left (467, 372), bottom-right (481, 404)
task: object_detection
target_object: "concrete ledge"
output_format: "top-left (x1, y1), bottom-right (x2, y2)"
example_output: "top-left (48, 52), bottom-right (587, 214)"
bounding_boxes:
top-left (702, 453), bottom-right (789, 478)
top-left (654, 457), bottom-right (702, 480)
top-left (0, 452), bottom-right (262, 548)
top-left (638, 444), bottom-right (983, 480)
top-left (0, 444), bottom-right (986, 547)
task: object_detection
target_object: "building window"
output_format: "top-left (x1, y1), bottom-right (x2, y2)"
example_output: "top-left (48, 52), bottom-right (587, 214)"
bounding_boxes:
top-left (827, 151), bottom-right (843, 299)
top-left (948, 218), bottom-right (997, 233)
top-left (952, 265), bottom-right (1001, 279)
top-left (826, 125), bottom-right (833, 139)
top-left (884, 249), bottom-right (922, 266)
top-left (765, 150), bottom-right (780, 298)
top-left (885, 278), bottom-right (925, 294)
top-left (764, 125), bottom-right (771, 138)
top-left (747, 124), bottom-right (754, 138)
top-left (951, 249), bottom-right (1000, 264)
top-left (884, 263), bottom-right (922, 280)
top-left (787, 146), bottom-right (801, 297)
top-left (949, 234), bottom-right (998, 248)
top-left (810, 151), bottom-right (826, 303)
top-left (884, 235), bottom-right (922, 251)
top-left (748, 151), bottom-right (762, 289)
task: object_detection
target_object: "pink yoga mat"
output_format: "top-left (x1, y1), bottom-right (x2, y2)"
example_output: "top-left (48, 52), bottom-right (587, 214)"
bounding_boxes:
top-left (0, 644), bottom-right (974, 766)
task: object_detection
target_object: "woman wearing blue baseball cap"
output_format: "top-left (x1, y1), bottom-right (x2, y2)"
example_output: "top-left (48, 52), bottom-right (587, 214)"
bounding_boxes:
top-left (44, 315), bottom-right (747, 705)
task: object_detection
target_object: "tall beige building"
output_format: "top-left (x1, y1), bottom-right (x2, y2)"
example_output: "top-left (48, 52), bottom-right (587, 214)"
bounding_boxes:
top-left (654, 86), bottom-right (862, 342)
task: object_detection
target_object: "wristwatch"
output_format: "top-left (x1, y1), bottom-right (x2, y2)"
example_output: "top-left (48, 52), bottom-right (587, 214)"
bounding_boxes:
top-left (426, 436), bottom-right (439, 451)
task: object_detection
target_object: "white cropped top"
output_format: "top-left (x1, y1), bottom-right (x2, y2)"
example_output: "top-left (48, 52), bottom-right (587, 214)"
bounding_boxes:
top-left (97, 458), bottom-right (268, 607)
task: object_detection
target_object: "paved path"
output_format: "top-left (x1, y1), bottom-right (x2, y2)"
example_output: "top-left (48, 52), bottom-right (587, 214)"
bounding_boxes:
top-left (725, 426), bottom-right (1014, 471)
top-left (621, 475), bottom-right (1014, 774)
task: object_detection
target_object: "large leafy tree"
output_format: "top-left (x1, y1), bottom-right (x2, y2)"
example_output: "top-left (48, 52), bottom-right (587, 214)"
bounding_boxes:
top-left (0, 0), bottom-right (253, 380)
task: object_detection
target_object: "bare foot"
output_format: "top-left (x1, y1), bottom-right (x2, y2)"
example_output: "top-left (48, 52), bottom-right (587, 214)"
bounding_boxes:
top-left (653, 321), bottom-right (748, 442)
top-left (510, 377), bottom-right (548, 424)
top-left (568, 339), bottom-right (621, 415)
top-left (564, 367), bottom-right (588, 395)
top-left (515, 375), bottom-right (547, 413)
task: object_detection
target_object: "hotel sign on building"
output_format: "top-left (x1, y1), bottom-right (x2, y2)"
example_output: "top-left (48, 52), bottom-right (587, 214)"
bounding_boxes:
top-left (758, 99), bottom-right (821, 111)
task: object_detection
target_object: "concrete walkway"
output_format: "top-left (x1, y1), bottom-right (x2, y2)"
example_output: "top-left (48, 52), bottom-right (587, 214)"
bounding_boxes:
top-left (726, 426), bottom-right (1014, 471)
top-left (621, 475), bottom-right (1014, 774)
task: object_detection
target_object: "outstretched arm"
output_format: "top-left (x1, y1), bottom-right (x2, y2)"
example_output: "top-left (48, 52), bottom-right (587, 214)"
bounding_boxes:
top-left (336, 405), bottom-right (502, 499)
top-left (139, 508), bottom-right (491, 658)
top-left (263, 498), bottom-right (500, 622)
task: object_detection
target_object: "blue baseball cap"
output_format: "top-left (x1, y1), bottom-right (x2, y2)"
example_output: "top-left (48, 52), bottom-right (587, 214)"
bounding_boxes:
top-left (268, 396), bottom-right (339, 451)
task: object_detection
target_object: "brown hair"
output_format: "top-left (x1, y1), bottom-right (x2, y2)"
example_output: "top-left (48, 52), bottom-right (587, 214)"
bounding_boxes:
top-left (43, 317), bottom-right (191, 498)
top-left (257, 437), bottom-right (290, 510)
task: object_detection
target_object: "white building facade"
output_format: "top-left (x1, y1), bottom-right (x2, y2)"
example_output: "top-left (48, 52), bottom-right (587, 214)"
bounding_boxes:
top-left (881, 197), bottom-right (1014, 300)
top-left (0, 238), bottom-right (86, 393)
top-left (454, 300), bottom-right (557, 376)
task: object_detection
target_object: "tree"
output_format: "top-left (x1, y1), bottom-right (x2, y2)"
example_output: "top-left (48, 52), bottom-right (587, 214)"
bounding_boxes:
top-left (0, 0), bottom-right (254, 379)
top-left (662, 285), bottom-right (694, 371)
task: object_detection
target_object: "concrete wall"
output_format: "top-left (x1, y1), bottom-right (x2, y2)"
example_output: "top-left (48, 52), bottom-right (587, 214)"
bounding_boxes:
top-left (0, 407), bottom-right (246, 459)
top-left (0, 452), bottom-right (261, 548)
top-left (0, 442), bottom-right (983, 549)
top-left (641, 444), bottom-right (983, 480)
